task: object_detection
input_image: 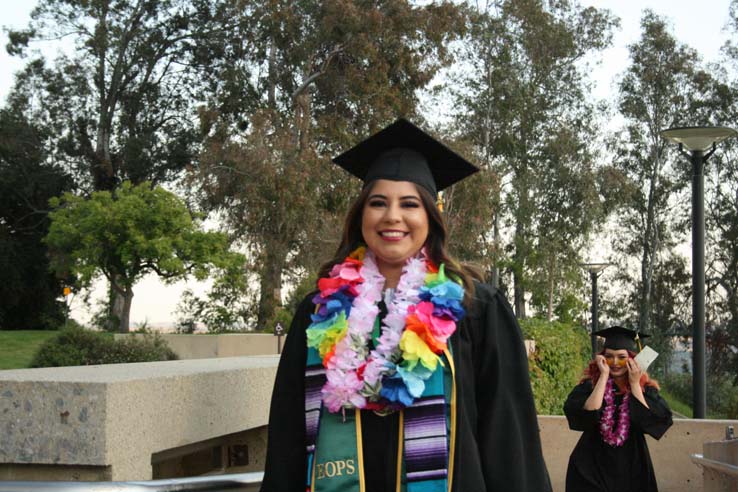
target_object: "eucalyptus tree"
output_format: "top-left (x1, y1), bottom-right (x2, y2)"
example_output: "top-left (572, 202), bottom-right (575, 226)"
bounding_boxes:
top-left (5, 0), bottom-right (229, 191)
top-left (190, 0), bottom-right (467, 328)
top-left (611, 10), bottom-right (714, 336)
top-left (451, 0), bottom-right (616, 318)
top-left (701, 0), bottom-right (738, 377)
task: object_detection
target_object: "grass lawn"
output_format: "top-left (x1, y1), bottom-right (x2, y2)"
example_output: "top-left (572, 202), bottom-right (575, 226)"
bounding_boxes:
top-left (0, 330), bottom-right (60, 370)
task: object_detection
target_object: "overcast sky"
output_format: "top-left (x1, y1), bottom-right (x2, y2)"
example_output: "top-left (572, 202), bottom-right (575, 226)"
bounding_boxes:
top-left (1, 1), bottom-right (735, 327)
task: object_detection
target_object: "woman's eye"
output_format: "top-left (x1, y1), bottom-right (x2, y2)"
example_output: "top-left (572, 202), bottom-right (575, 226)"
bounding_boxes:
top-left (368, 200), bottom-right (386, 207)
top-left (401, 201), bottom-right (420, 208)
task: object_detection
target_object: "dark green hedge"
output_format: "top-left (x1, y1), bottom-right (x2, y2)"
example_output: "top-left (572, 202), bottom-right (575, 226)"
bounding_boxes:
top-left (31, 327), bottom-right (177, 367)
top-left (520, 318), bottom-right (591, 415)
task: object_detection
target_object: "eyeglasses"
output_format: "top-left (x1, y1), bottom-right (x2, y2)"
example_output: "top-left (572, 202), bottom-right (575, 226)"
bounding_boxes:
top-left (605, 357), bottom-right (628, 367)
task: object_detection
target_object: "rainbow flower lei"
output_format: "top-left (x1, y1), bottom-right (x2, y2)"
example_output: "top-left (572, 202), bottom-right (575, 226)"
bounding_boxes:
top-left (600, 377), bottom-right (630, 446)
top-left (306, 246), bottom-right (465, 413)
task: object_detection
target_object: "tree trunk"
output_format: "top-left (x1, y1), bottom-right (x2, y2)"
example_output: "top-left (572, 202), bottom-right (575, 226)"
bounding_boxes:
top-left (490, 211), bottom-right (500, 288)
top-left (639, 168), bottom-right (660, 334)
top-left (257, 242), bottom-right (286, 331)
top-left (109, 277), bottom-right (134, 333)
top-left (93, 6), bottom-right (116, 191)
top-left (118, 288), bottom-right (134, 333)
top-left (547, 272), bottom-right (554, 322)
top-left (514, 267), bottom-right (527, 319)
top-left (268, 40), bottom-right (277, 108)
top-left (513, 175), bottom-right (528, 319)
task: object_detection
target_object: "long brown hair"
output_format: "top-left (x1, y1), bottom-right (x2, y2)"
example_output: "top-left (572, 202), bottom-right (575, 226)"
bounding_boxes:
top-left (581, 349), bottom-right (660, 391)
top-left (318, 182), bottom-right (481, 304)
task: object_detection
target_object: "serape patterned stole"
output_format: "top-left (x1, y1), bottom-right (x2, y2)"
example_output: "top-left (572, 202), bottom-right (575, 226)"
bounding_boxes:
top-left (305, 349), bottom-right (327, 490)
top-left (304, 345), bottom-right (455, 492)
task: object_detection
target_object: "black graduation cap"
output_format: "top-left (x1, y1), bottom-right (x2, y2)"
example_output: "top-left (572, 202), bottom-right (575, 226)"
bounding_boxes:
top-left (332, 118), bottom-right (479, 196)
top-left (594, 325), bottom-right (650, 352)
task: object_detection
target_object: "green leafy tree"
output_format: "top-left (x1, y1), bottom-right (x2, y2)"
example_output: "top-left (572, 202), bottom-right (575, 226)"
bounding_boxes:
top-left (45, 181), bottom-right (244, 332)
top-left (191, 0), bottom-right (467, 328)
top-left (0, 105), bottom-right (74, 329)
top-left (451, 0), bottom-right (617, 317)
top-left (611, 10), bottom-right (713, 337)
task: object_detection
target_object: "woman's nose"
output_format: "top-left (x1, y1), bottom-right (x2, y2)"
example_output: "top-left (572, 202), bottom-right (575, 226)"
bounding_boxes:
top-left (383, 203), bottom-right (401, 222)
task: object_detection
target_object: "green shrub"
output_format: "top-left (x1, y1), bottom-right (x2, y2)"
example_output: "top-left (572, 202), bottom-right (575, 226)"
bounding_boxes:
top-left (662, 373), bottom-right (692, 405)
top-left (662, 371), bottom-right (738, 419)
top-left (520, 318), bottom-right (591, 415)
top-left (31, 327), bottom-right (177, 367)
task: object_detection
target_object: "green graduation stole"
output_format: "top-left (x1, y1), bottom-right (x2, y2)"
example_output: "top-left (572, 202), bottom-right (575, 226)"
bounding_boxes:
top-left (304, 346), bottom-right (456, 492)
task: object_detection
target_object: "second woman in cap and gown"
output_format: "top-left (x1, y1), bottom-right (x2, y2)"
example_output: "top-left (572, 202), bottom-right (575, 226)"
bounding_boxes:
top-left (564, 326), bottom-right (673, 492)
top-left (260, 119), bottom-right (552, 492)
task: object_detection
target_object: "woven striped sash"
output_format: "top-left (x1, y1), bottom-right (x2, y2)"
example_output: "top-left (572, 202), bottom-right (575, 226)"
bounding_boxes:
top-left (304, 346), bottom-right (454, 492)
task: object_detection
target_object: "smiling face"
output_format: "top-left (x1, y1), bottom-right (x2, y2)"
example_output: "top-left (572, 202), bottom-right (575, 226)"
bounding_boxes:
top-left (604, 348), bottom-right (630, 377)
top-left (361, 179), bottom-right (429, 276)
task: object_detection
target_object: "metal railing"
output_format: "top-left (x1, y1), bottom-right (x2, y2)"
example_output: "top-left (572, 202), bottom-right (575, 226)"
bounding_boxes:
top-left (0, 472), bottom-right (263, 492)
top-left (691, 454), bottom-right (738, 478)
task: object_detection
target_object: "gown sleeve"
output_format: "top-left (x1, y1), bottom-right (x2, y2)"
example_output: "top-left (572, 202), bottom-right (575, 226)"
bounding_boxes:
top-left (563, 381), bottom-right (602, 432)
top-left (260, 294), bottom-right (315, 492)
top-left (471, 283), bottom-right (553, 492)
top-left (629, 385), bottom-right (673, 440)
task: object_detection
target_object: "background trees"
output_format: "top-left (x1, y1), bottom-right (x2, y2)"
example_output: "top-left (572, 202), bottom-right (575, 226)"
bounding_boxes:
top-left (5, 0), bottom-right (236, 327)
top-left (2, 1), bottom-right (738, 408)
top-left (0, 104), bottom-right (73, 329)
top-left (450, 0), bottom-right (617, 318)
top-left (189, 0), bottom-right (469, 328)
top-left (45, 182), bottom-right (243, 332)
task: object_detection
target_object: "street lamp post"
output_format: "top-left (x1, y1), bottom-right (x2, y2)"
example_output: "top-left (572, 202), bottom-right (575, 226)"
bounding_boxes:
top-left (660, 126), bottom-right (737, 419)
top-left (581, 263), bottom-right (610, 357)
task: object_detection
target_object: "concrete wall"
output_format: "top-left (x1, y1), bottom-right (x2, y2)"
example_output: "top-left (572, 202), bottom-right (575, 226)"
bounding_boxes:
top-left (540, 415), bottom-right (737, 492)
top-left (2, 355), bottom-right (736, 487)
top-left (119, 334), bottom-right (533, 361)
top-left (115, 334), bottom-right (282, 359)
top-left (0, 356), bottom-right (278, 480)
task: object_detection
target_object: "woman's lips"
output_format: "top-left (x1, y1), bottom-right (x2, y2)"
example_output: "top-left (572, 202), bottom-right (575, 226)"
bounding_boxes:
top-left (379, 230), bottom-right (407, 242)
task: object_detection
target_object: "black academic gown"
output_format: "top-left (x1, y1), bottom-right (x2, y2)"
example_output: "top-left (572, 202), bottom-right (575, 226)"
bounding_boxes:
top-left (563, 380), bottom-right (673, 492)
top-left (260, 281), bottom-right (552, 492)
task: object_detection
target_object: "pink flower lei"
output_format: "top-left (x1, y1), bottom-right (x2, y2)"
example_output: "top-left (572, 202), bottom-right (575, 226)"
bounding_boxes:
top-left (599, 377), bottom-right (630, 446)
top-left (306, 246), bottom-right (466, 413)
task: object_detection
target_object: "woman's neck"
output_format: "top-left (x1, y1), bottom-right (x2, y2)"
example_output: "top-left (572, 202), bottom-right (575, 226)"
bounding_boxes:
top-left (613, 375), bottom-right (629, 392)
top-left (377, 262), bottom-right (403, 289)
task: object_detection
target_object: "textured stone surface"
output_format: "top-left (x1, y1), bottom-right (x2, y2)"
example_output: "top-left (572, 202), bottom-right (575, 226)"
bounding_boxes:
top-left (0, 380), bottom-right (107, 466)
top-left (0, 356), bottom-right (279, 480)
top-left (0, 464), bottom-right (111, 480)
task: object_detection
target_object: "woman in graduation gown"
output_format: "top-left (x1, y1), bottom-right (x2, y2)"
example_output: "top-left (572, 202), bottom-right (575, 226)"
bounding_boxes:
top-left (260, 119), bottom-right (551, 492)
top-left (564, 326), bottom-right (673, 492)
